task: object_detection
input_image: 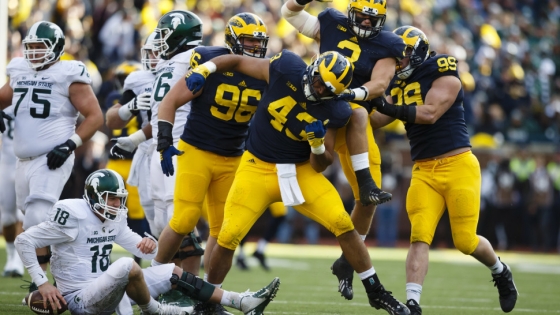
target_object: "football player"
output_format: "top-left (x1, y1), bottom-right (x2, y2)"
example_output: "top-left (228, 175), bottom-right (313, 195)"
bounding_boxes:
top-left (106, 32), bottom-right (158, 238)
top-left (0, 105), bottom-right (25, 278)
top-left (14, 169), bottom-right (280, 315)
top-left (281, 0), bottom-right (406, 299)
top-left (147, 10), bottom-right (206, 275)
top-left (0, 21), bottom-right (103, 284)
top-left (371, 26), bottom-right (518, 314)
top-left (155, 13), bottom-right (271, 313)
top-left (186, 50), bottom-right (409, 315)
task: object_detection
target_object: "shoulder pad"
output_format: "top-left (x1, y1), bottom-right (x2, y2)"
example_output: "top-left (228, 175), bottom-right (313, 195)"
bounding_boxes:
top-left (171, 49), bottom-right (195, 64)
top-left (6, 57), bottom-right (29, 78)
top-left (59, 60), bottom-right (93, 85)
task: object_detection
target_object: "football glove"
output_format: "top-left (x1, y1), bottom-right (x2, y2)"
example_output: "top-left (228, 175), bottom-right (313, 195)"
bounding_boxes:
top-left (0, 110), bottom-right (12, 133)
top-left (370, 97), bottom-right (417, 123)
top-left (110, 130), bottom-right (146, 159)
top-left (295, 0), bottom-right (313, 5)
top-left (185, 62), bottom-right (215, 94)
top-left (334, 86), bottom-right (369, 102)
top-left (157, 120), bottom-right (183, 177)
top-left (305, 120), bottom-right (328, 155)
top-left (46, 139), bottom-right (77, 170)
top-left (118, 92), bottom-right (151, 120)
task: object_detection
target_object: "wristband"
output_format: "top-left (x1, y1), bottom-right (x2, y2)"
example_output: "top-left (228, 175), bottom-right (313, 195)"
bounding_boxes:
top-left (352, 86), bottom-right (369, 101)
top-left (202, 61), bottom-right (217, 74)
top-left (311, 144), bottom-right (325, 155)
top-left (118, 104), bottom-right (133, 120)
top-left (129, 129), bottom-right (147, 147)
top-left (69, 133), bottom-right (83, 148)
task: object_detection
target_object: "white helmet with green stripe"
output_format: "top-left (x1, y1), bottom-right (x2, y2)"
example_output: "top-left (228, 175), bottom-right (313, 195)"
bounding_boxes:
top-left (22, 21), bottom-right (65, 70)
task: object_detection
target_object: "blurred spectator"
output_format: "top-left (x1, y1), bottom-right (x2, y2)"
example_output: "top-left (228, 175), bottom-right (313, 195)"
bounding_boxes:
top-left (528, 156), bottom-right (554, 251)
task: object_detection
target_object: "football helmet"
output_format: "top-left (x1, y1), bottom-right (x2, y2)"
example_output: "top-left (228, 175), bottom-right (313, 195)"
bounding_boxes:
top-left (83, 169), bottom-right (128, 222)
top-left (154, 10), bottom-right (203, 60)
top-left (22, 21), bottom-right (65, 69)
top-left (393, 26), bottom-right (430, 79)
top-left (303, 51), bottom-right (353, 102)
top-left (114, 61), bottom-right (142, 91)
top-left (347, 0), bottom-right (387, 38)
top-left (141, 31), bottom-right (159, 74)
top-left (225, 12), bottom-right (269, 58)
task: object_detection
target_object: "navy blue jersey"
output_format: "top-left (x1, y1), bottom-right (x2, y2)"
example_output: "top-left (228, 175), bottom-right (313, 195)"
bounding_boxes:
top-left (387, 54), bottom-right (470, 160)
top-left (246, 50), bottom-right (352, 163)
top-left (181, 46), bottom-right (268, 156)
top-left (318, 8), bottom-right (406, 110)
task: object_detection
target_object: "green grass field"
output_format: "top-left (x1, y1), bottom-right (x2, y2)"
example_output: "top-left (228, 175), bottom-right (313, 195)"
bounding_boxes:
top-left (2, 240), bottom-right (560, 315)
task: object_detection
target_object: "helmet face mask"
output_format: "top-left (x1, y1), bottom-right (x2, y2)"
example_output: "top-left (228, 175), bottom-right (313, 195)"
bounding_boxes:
top-left (83, 169), bottom-right (128, 222)
top-left (154, 10), bottom-right (203, 60)
top-left (347, 0), bottom-right (387, 38)
top-left (393, 26), bottom-right (430, 79)
top-left (141, 31), bottom-right (159, 74)
top-left (225, 13), bottom-right (269, 58)
top-left (303, 51), bottom-right (353, 102)
top-left (23, 21), bottom-right (65, 70)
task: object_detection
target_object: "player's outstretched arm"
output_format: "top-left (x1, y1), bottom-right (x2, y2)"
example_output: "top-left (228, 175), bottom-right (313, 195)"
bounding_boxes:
top-left (281, 0), bottom-right (321, 41)
top-left (159, 75), bottom-right (199, 124)
top-left (106, 91), bottom-right (151, 129)
top-left (415, 75), bottom-right (461, 124)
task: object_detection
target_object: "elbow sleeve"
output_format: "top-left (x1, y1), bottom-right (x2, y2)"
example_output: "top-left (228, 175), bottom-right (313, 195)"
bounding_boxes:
top-left (281, 3), bottom-right (320, 39)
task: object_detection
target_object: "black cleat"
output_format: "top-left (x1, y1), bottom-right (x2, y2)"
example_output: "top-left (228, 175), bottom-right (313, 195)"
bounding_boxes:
top-left (252, 251), bottom-right (270, 271)
top-left (191, 302), bottom-right (234, 315)
top-left (492, 261), bottom-right (518, 312)
top-left (406, 299), bottom-right (422, 315)
top-left (359, 184), bottom-right (392, 206)
top-left (236, 257), bottom-right (249, 271)
top-left (367, 285), bottom-right (410, 315)
top-left (331, 255), bottom-right (354, 300)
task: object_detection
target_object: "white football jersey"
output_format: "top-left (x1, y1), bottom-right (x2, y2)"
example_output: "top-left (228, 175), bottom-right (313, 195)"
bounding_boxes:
top-left (16, 198), bottom-right (155, 295)
top-left (150, 50), bottom-right (193, 144)
top-left (0, 105), bottom-right (16, 165)
top-left (123, 70), bottom-right (155, 151)
top-left (7, 58), bottom-right (92, 158)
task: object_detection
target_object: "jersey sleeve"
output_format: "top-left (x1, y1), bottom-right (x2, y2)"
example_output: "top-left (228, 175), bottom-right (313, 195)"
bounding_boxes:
top-left (115, 225), bottom-right (157, 259)
top-left (122, 71), bottom-right (142, 95)
top-left (326, 100), bottom-right (352, 129)
top-left (423, 54), bottom-right (460, 81)
top-left (269, 50), bottom-right (304, 81)
top-left (45, 201), bottom-right (83, 240)
top-left (63, 60), bottom-right (93, 88)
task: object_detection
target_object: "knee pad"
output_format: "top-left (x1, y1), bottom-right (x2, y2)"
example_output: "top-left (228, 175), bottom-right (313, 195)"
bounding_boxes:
top-left (173, 232), bottom-right (204, 260)
top-left (171, 271), bottom-right (214, 302)
top-left (453, 233), bottom-right (479, 255)
top-left (106, 257), bottom-right (135, 280)
top-left (22, 200), bottom-right (53, 230)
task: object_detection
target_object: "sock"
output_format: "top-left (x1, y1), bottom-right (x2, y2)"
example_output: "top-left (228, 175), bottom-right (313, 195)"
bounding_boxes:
top-left (221, 290), bottom-right (242, 310)
top-left (489, 257), bottom-right (504, 274)
top-left (6, 242), bottom-right (16, 261)
top-left (139, 298), bottom-right (159, 314)
top-left (209, 282), bottom-right (221, 288)
top-left (406, 282), bottom-right (422, 303)
top-left (359, 234), bottom-right (367, 241)
top-left (361, 271), bottom-right (381, 293)
top-left (356, 168), bottom-right (378, 189)
top-left (256, 239), bottom-right (267, 253)
top-left (204, 273), bottom-right (208, 282)
top-left (351, 153), bottom-right (369, 171)
top-left (151, 259), bottom-right (164, 267)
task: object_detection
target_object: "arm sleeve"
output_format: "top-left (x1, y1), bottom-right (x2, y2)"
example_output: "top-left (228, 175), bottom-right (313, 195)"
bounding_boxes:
top-left (119, 89), bottom-right (137, 105)
top-left (14, 222), bottom-right (74, 287)
top-left (116, 226), bottom-right (158, 259)
top-left (281, 2), bottom-right (320, 39)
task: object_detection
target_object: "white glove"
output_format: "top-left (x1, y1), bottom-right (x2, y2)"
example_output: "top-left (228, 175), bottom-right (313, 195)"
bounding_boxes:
top-left (118, 92), bottom-right (152, 120)
top-left (109, 130), bottom-right (147, 159)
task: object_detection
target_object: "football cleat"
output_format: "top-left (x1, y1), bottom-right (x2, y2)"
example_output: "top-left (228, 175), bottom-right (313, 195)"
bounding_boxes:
top-left (252, 251), bottom-right (270, 271)
top-left (190, 302), bottom-right (234, 315)
top-left (406, 299), bottom-right (422, 315)
top-left (331, 255), bottom-right (354, 300)
top-left (359, 184), bottom-right (392, 206)
top-left (492, 261), bottom-right (518, 312)
top-left (159, 289), bottom-right (196, 314)
top-left (140, 302), bottom-right (189, 315)
top-left (236, 256), bottom-right (249, 271)
top-left (239, 277), bottom-right (281, 315)
top-left (367, 285), bottom-right (410, 315)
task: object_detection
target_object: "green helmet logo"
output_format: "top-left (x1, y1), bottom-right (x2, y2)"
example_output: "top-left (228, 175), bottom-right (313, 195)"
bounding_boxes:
top-left (154, 10), bottom-right (203, 60)
top-left (23, 21), bottom-right (65, 70)
top-left (84, 169), bottom-right (128, 221)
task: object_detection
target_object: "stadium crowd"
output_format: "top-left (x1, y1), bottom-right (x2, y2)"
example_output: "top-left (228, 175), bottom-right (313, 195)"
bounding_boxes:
top-left (3, 0), bottom-right (560, 253)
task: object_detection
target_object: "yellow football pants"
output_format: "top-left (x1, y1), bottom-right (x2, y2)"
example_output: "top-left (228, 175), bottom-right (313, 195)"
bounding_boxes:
top-left (106, 159), bottom-right (143, 219)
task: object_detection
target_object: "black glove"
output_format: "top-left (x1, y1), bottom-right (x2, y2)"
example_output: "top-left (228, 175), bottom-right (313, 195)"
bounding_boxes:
top-left (295, 0), bottom-right (313, 5)
top-left (0, 110), bottom-right (12, 133)
top-left (370, 97), bottom-right (417, 123)
top-left (46, 139), bottom-right (77, 170)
